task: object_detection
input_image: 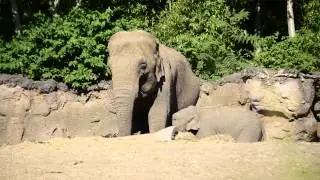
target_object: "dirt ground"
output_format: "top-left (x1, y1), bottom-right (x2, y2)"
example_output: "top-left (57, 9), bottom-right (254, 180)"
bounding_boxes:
top-left (0, 134), bottom-right (319, 180)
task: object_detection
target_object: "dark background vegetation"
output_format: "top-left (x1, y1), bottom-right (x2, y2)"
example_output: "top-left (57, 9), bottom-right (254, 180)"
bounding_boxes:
top-left (0, 0), bottom-right (319, 89)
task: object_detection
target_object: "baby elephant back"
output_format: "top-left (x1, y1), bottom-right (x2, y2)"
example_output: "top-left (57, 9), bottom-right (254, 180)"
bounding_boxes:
top-left (197, 106), bottom-right (263, 142)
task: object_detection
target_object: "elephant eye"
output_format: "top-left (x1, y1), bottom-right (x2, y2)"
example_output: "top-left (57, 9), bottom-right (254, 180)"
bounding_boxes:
top-left (139, 63), bottom-right (147, 70)
top-left (138, 63), bottom-right (148, 75)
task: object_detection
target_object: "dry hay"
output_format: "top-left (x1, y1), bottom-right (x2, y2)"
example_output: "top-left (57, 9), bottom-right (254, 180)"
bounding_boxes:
top-left (200, 134), bottom-right (235, 143)
top-left (175, 132), bottom-right (235, 143)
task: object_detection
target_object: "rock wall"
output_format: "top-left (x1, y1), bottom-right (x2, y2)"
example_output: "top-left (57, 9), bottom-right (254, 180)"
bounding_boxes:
top-left (0, 69), bottom-right (319, 145)
top-left (197, 68), bottom-right (320, 142)
top-left (0, 83), bottom-right (117, 145)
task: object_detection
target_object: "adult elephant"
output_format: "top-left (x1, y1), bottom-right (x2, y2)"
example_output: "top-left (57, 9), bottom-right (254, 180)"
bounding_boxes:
top-left (108, 30), bottom-right (200, 136)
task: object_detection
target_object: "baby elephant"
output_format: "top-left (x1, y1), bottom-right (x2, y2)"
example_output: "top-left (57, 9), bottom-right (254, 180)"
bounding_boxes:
top-left (172, 106), bottom-right (264, 142)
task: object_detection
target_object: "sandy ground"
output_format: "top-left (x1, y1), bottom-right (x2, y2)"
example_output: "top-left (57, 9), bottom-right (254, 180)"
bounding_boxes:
top-left (0, 134), bottom-right (319, 180)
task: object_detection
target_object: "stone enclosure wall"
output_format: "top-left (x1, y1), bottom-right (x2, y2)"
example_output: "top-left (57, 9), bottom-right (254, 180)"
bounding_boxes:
top-left (0, 74), bottom-right (117, 145)
top-left (197, 68), bottom-right (320, 142)
top-left (0, 68), bottom-right (319, 145)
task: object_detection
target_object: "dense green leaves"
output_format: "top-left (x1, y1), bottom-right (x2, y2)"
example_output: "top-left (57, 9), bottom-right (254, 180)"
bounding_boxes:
top-left (303, 0), bottom-right (320, 31)
top-left (152, 0), bottom-right (250, 80)
top-left (254, 30), bottom-right (320, 72)
top-left (0, 5), bottom-right (150, 88)
top-left (0, 0), bottom-right (319, 89)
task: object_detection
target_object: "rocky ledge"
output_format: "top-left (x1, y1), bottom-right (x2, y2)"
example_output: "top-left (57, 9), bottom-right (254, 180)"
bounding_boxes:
top-left (0, 68), bottom-right (319, 145)
top-left (198, 68), bottom-right (320, 142)
top-left (0, 74), bottom-right (112, 93)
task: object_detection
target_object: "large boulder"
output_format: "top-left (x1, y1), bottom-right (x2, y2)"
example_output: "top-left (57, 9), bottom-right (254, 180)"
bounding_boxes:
top-left (197, 82), bottom-right (249, 108)
top-left (246, 77), bottom-right (313, 120)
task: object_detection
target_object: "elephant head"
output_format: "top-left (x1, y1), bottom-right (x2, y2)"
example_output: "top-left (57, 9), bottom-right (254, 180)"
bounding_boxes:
top-left (172, 106), bottom-right (200, 132)
top-left (107, 30), bottom-right (165, 136)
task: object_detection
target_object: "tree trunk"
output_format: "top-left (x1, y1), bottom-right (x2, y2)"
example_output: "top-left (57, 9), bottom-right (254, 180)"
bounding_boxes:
top-left (254, 0), bottom-right (262, 56)
top-left (230, 0), bottom-right (238, 9)
top-left (287, 0), bottom-right (295, 37)
top-left (10, 0), bottom-right (21, 35)
top-left (168, 0), bottom-right (172, 11)
top-left (50, 0), bottom-right (60, 15)
top-left (75, 0), bottom-right (82, 8)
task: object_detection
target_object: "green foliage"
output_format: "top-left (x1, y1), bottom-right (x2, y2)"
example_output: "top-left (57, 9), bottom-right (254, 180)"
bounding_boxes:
top-left (0, 5), bottom-right (150, 88)
top-left (254, 30), bottom-right (320, 72)
top-left (1, 0), bottom-right (320, 89)
top-left (303, 0), bottom-right (320, 31)
top-left (152, 0), bottom-right (251, 80)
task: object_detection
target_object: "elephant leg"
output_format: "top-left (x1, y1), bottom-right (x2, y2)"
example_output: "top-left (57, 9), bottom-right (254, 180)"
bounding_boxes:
top-left (148, 79), bottom-right (171, 132)
top-left (148, 59), bottom-right (173, 133)
top-left (148, 99), bottom-right (169, 133)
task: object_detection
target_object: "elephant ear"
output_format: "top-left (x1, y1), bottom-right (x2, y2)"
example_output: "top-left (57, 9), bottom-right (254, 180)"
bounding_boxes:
top-left (156, 59), bottom-right (165, 82)
top-left (155, 41), bottom-right (165, 82)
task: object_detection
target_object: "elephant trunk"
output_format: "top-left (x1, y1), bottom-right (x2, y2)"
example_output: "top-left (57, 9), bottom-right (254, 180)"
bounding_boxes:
top-left (113, 85), bottom-right (137, 136)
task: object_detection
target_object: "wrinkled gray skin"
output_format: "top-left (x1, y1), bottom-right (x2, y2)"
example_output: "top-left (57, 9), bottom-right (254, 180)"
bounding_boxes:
top-left (172, 106), bottom-right (264, 142)
top-left (108, 30), bottom-right (200, 136)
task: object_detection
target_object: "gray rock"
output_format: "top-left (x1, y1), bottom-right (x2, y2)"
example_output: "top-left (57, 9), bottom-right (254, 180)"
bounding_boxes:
top-left (296, 79), bottom-right (315, 117)
top-left (57, 82), bottom-right (69, 92)
top-left (87, 84), bottom-right (99, 91)
top-left (313, 102), bottom-right (320, 112)
top-left (38, 79), bottom-right (57, 93)
top-left (0, 74), bottom-right (113, 93)
top-left (294, 115), bottom-right (318, 142)
top-left (98, 80), bottom-right (112, 90)
top-left (0, 74), bottom-right (19, 84)
top-left (20, 78), bottom-right (37, 90)
top-left (0, 74), bottom-right (24, 87)
top-left (275, 69), bottom-right (299, 78)
top-left (87, 80), bottom-right (112, 91)
top-left (219, 72), bottom-right (244, 85)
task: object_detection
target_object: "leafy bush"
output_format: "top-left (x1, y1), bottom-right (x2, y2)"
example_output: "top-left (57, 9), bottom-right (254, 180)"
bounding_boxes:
top-left (152, 0), bottom-right (251, 80)
top-left (1, 0), bottom-right (319, 89)
top-left (0, 5), bottom-right (150, 88)
top-left (254, 30), bottom-right (320, 72)
top-left (303, 0), bottom-right (320, 31)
